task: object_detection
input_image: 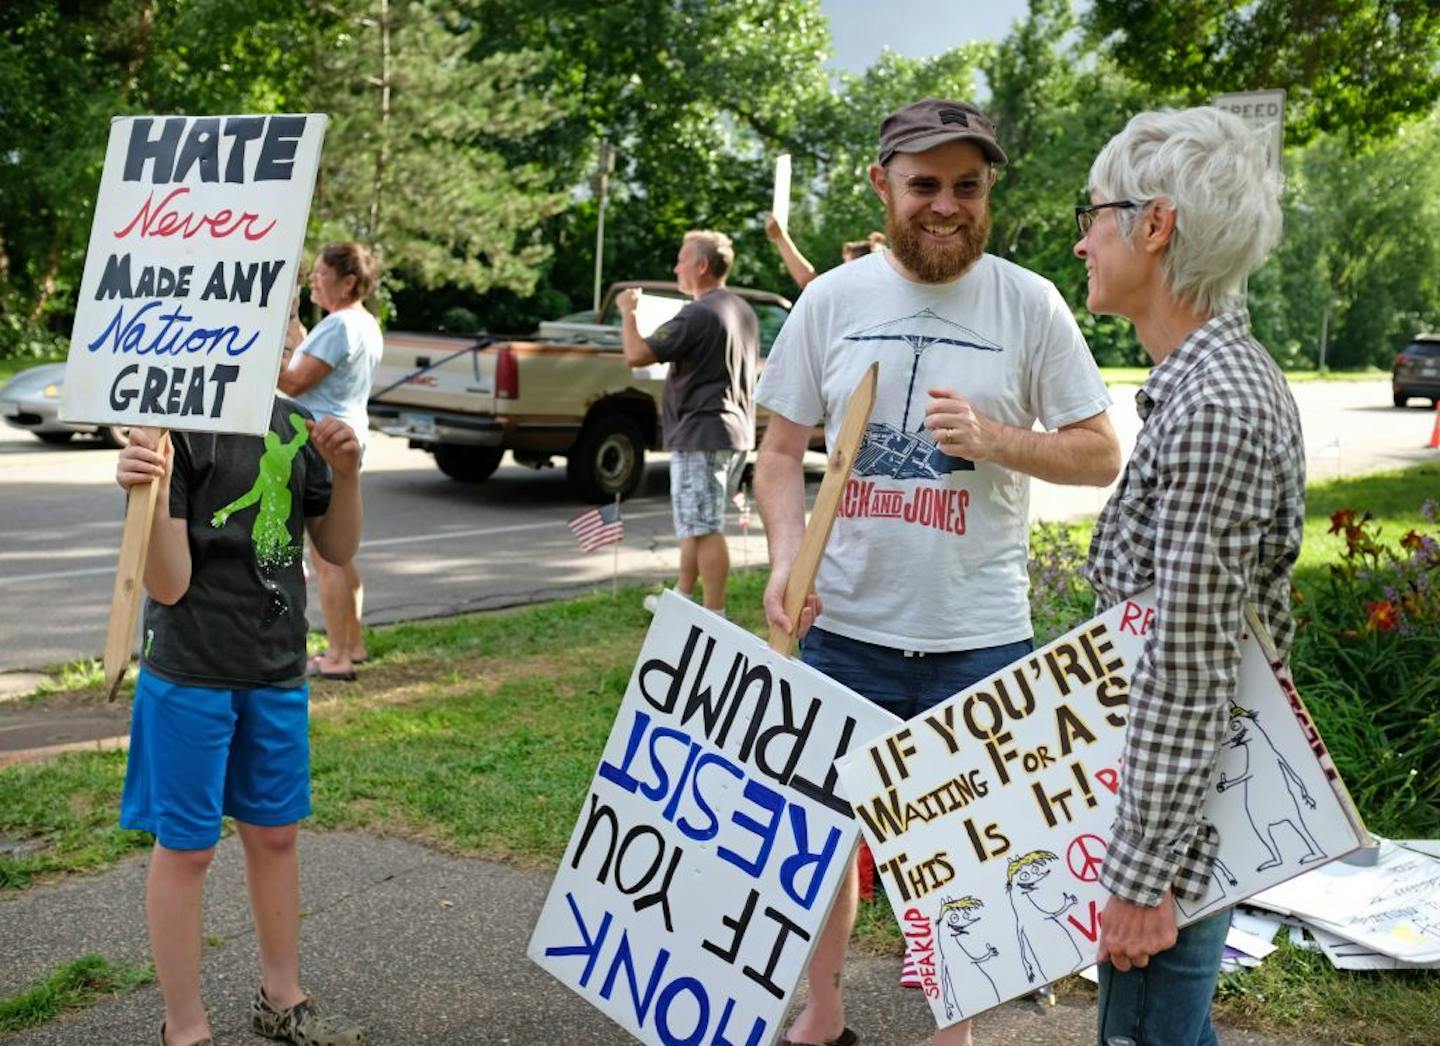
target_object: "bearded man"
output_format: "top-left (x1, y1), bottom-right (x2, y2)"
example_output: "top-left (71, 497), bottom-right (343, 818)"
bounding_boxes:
top-left (754, 98), bottom-right (1120, 1046)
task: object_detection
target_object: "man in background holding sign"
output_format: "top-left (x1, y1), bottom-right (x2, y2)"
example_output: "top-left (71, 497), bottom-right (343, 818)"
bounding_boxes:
top-left (1074, 107), bottom-right (1301, 1045)
top-left (755, 98), bottom-right (1120, 1046)
top-left (620, 230), bottom-right (758, 617)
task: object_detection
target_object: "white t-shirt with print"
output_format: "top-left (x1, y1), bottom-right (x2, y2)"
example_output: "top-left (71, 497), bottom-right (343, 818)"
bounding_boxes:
top-left (757, 250), bottom-right (1110, 652)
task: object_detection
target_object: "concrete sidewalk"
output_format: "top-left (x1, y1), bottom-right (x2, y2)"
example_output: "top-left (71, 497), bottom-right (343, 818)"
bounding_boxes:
top-left (0, 831), bottom-right (1320, 1046)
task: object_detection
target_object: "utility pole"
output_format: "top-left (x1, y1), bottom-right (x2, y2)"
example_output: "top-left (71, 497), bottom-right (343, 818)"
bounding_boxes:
top-left (592, 141), bottom-right (616, 315)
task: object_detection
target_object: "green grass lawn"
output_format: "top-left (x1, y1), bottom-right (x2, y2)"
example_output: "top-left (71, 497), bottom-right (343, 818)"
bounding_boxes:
top-left (2, 464), bottom-right (1437, 1042)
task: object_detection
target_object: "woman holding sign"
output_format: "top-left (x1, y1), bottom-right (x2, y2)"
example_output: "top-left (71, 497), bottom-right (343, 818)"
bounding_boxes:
top-left (1074, 108), bottom-right (1301, 1046)
top-left (278, 243), bottom-right (383, 681)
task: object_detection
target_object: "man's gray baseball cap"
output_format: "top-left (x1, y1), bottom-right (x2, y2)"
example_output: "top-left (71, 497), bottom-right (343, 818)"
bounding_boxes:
top-left (877, 98), bottom-right (1008, 166)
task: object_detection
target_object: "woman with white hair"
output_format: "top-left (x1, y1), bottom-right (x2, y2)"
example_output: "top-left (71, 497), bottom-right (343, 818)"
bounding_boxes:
top-left (1074, 107), bottom-right (1305, 1046)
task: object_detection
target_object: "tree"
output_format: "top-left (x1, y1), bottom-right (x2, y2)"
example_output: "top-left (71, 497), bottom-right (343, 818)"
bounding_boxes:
top-left (0, 0), bottom-right (572, 354)
top-left (1084, 0), bottom-right (1440, 144)
top-left (982, 0), bottom-right (1159, 364)
top-left (1268, 112), bottom-right (1440, 369)
top-left (302, 1), bottom-right (567, 301)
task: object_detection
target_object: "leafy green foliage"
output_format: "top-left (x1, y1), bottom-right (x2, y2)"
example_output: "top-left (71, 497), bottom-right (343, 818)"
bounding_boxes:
top-left (1290, 499), bottom-right (1440, 837)
top-left (1083, 0), bottom-right (1440, 144)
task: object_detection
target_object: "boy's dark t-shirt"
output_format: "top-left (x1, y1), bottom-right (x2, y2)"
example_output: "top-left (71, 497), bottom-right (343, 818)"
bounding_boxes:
top-left (141, 400), bottom-right (332, 690)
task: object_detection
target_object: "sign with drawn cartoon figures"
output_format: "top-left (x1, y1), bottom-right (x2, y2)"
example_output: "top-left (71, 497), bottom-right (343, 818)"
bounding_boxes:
top-left (528, 593), bottom-right (900, 1046)
top-left (62, 114), bottom-right (327, 437)
top-left (834, 589), bottom-right (1368, 1029)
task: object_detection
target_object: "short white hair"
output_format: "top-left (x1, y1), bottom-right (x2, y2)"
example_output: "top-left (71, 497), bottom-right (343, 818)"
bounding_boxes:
top-left (1089, 107), bottom-right (1283, 315)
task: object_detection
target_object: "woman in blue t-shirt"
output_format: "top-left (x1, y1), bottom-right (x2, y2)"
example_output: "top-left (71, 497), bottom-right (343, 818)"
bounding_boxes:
top-left (278, 242), bottom-right (383, 680)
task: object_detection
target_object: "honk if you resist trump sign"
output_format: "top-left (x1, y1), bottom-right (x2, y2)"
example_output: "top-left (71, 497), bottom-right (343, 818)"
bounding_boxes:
top-left (835, 590), bottom-right (1369, 1030)
top-left (62, 114), bottom-right (327, 436)
top-left (528, 593), bottom-right (899, 1046)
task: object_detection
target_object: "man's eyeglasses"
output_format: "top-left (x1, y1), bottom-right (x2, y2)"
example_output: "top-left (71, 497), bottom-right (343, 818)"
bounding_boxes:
top-left (1074, 200), bottom-right (1138, 237)
top-left (897, 171), bottom-right (995, 201)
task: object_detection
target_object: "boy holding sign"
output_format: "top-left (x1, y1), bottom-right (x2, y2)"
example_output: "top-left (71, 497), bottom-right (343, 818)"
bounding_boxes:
top-left (116, 407), bottom-right (365, 1046)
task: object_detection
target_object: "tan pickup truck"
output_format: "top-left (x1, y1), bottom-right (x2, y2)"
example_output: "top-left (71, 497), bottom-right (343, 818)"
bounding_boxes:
top-left (367, 281), bottom-right (794, 501)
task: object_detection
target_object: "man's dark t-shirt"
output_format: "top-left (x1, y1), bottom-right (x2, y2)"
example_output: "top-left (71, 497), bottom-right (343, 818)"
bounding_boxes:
top-left (645, 287), bottom-right (759, 451)
top-left (141, 399), bottom-right (332, 690)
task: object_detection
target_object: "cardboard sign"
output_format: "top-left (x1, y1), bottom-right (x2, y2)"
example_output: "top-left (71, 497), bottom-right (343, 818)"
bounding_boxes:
top-left (835, 589), bottom-right (1367, 1029)
top-left (62, 113), bottom-right (328, 436)
top-left (528, 593), bottom-right (900, 1046)
top-left (771, 154), bottom-right (791, 232)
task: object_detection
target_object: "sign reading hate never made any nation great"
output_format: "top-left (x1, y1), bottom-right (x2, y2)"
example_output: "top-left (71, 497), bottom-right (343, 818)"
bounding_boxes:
top-left (528, 593), bottom-right (900, 1046)
top-left (62, 114), bottom-right (327, 437)
top-left (835, 589), bottom-right (1368, 1030)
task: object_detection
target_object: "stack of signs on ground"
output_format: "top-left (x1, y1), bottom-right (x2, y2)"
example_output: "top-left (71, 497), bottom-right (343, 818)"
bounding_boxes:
top-left (63, 114), bottom-right (327, 437)
top-left (528, 593), bottom-right (900, 1046)
top-left (1249, 840), bottom-right (1440, 967)
top-left (834, 589), bottom-right (1369, 1030)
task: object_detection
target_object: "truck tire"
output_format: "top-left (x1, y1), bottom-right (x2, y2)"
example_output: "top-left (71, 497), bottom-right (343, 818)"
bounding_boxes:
top-left (433, 444), bottom-right (504, 483)
top-left (567, 414), bottom-right (644, 502)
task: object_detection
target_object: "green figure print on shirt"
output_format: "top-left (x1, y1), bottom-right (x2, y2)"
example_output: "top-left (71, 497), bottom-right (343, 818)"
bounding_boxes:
top-left (211, 412), bottom-right (310, 567)
top-left (210, 412), bottom-right (310, 624)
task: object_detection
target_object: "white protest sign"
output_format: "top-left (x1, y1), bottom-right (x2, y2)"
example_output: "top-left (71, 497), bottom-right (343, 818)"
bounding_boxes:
top-left (62, 113), bottom-right (328, 437)
top-left (771, 154), bottom-right (792, 232)
top-left (835, 589), bottom-right (1367, 1029)
top-left (1252, 842), bottom-right (1440, 963)
top-left (1212, 90), bottom-right (1285, 173)
top-left (528, 593), bottom-right (900, 1046)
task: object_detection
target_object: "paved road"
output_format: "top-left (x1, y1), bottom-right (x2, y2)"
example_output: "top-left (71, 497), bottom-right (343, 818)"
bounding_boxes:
top-left (0, 381), bottom-right (1433, 674)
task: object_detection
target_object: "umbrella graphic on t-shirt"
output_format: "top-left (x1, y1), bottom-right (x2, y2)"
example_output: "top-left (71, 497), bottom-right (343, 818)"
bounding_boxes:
top-left (844, 308), bottom-right (1001, 480)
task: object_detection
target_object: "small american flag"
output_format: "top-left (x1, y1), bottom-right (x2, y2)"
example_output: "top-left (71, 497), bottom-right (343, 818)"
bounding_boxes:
top-left (732, 489), bottom-right (751, 530)
top-left (568, 501), bottom-right (624, 553)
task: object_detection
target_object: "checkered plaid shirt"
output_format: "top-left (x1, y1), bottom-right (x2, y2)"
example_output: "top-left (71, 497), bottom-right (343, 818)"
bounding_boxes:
top-left (1084, 311), bottom-right (1306, 906)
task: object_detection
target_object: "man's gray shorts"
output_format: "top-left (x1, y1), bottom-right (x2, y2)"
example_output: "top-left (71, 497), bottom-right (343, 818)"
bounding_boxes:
top-left (670, 449), bottom-right (746, 538)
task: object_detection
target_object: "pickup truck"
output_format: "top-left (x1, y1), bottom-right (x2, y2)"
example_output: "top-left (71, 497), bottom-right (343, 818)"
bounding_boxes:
top-left (367, 281), bottom-right (795, 502)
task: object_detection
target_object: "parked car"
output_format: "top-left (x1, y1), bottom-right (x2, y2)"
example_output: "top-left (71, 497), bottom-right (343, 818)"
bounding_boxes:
top-left (1393, 334), bottom-right (1440, 408)
top-left (0, 362), bottom-right (128, 446)
top-left (368, 281), bottom-right (808, 502)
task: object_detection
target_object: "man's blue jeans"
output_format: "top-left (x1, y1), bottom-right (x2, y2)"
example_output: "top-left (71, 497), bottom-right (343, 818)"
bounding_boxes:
top-left (1097, 907), bottom-right (1232, 1046)
top-left (799, 626), bottom-right (1034, 718)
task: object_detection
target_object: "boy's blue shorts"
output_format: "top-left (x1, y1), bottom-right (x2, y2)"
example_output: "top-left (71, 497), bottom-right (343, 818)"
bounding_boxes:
top-left (120, 669), bottom-right (311, 851)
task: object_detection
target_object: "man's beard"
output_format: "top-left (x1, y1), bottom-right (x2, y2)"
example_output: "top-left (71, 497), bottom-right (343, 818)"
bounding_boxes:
top-left (886, 205), bottom-right (990, 283)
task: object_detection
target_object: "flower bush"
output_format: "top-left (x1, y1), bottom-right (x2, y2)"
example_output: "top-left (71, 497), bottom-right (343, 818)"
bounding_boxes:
top-left (1290, 500), bottom-right (1440, 838)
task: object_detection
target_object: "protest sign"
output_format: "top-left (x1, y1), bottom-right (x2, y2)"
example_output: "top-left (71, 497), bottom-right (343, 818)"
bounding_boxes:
top-left (62, 113), bottom-right (328, 437)
top-left (835, 589), bottom-right (1368, 1029)
top-left (528, 593), bottom-right (900, 1046)
top-left (771, 154), bottom-right (791, 232)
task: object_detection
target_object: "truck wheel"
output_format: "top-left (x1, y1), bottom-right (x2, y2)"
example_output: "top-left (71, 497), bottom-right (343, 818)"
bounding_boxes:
top-left (1393, 390), bottom-right (1408, 408)
top-left (434, 444), bottom-right (504, 482)
top-left (568, 414), bottom-right (644, 502)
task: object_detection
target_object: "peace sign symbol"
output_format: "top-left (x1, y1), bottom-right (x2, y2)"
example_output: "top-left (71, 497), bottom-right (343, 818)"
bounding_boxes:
top-left (1067, 834), bottom-right (1107, 882)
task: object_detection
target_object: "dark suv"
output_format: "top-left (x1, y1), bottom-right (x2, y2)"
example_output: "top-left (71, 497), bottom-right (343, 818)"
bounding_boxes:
top-left (1393, 334), bottom-right (1440, 407)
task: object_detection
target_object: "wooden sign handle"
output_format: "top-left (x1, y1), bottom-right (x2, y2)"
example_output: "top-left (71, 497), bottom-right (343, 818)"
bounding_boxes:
top-left (768, 363), bottom-right (879, 657)
top-left (104, 429), bottom-right (170, 701)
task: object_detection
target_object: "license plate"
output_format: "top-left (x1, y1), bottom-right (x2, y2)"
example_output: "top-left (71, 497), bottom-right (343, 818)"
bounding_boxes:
top-left (1421, 365), bottom-right (1439, 377)
top-left (401, 412), bottom-right (436, 437)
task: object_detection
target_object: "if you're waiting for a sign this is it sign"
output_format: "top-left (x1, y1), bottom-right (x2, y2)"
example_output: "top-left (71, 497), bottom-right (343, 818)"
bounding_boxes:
top-left (62, 114), bottom-right (327, 437)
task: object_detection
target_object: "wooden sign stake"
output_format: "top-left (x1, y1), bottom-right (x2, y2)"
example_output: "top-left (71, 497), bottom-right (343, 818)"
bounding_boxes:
top-left (768, 362), bottom-right (879, 657)
top-left (104, 429), bottom-right (169, 701)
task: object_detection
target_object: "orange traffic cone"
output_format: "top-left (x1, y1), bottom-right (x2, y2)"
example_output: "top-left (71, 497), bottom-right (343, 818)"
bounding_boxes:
top-left (1430, 404), bottom-right (1440, 449)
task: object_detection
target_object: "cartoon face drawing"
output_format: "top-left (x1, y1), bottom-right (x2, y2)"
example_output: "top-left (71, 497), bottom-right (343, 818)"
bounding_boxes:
top-left (1006, 849), bottom-right (1081, 984)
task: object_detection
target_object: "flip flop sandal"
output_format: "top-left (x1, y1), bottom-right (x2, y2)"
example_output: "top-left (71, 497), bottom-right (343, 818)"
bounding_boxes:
top-left (780, 1030), bottom-right (858, 1046)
